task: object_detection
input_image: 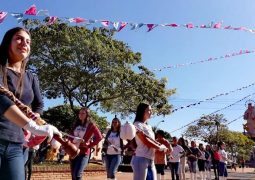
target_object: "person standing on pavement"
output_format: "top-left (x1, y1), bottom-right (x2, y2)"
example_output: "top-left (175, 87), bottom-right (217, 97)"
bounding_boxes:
top-left (69, 107), bottom-right (103, 180)
top-left (102, 117), bottom-right (123, 180)
top-left (0, 27), bottom-right (61, 180)
top-left (131, 103), bottom-right (168, 180)
top-left (187, 141), bottom-right (199, 180)
top-left (178, 137), bottom-right (191, 180)
top-left (154, 130), bottom-right (172, 180)
top-left (169, 136), bottom-right (184, 180)
top-left (212, 145), bottom-right (220, 180)
top-left (218, 141), bottom-right (228, 180)
top-left (204, 145), bottom-right (212, 180)
top-left (197, 143), bottom-right (206, 180)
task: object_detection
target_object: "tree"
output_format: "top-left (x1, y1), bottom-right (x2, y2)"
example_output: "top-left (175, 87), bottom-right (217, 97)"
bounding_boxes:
top-left (184, 114), bottom-right (255, 160)
top-left (184, 114), bottom-right (227, 144)
top-left (218, 129), bottom-right (254, 161)
top-left (42, 105), bottom-right (109, 133)
top-left (24, 19), bottom-right (175, 117)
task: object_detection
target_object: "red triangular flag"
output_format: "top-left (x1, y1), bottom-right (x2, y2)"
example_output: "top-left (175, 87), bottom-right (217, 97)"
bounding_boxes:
top-left (24, 4), bottom-right (37, 15)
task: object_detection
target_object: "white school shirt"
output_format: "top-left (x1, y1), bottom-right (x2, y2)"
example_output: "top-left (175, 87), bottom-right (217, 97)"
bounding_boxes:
top-left (134, 121), bottom-right (155, 160)
top-left (169, 145), bottom-right (184, 162)
top-left (73, 125), bottom-right (87, 148)
top-left (219, 149), bottom-right (228, 164)
top-left (106, 132), bottom-right (121, 155)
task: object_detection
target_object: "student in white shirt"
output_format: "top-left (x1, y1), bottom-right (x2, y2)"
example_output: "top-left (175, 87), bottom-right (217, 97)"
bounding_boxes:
top-left (218, 141), bottom-right (228, 180)
top-left (169, 136), bottom-right (184, 180)
top-left (102, 117), bottom-right (123, 180)
top-left (131, 103), bottom-right (168, 180)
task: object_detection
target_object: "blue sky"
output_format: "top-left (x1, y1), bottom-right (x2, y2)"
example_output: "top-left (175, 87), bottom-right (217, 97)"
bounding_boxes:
top-left (1, 0), bottom-right (255, 138)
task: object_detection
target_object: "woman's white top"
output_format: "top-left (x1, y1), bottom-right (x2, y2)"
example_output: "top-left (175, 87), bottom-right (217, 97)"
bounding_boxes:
top-left (107, 131), bottom-right (121, 155)
top-left (134, 121), bottom-right (155, 160)
top-left (219, 149), bottom-right (228, 163)
top-left (169, 145), bottom-right (184, 162)
top-left (73, 125), bottom-right (87, 148)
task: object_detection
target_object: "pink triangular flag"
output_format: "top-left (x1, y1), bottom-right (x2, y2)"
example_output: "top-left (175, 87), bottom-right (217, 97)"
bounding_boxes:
top-left (0, 12), bottom-right (7, 23)
top-left (186, 23), bottom-right (194, 28)
top-left (147, 24), bottom-right (157, 32)
top-left (118, 22), bottom-right (127, 32)
top-left (24, 4), bottom-right (37, 15)
top-left (213, 22), bottom-right (222, 29)
top-left (224, 25), bottom-right (232, 29)
top-left (101, 20), bottom-right (110, 27)
top-left (233, 27), bottom-right (246, 31)
top-left (166, 23), bottom-right (178, 27)
top-left (73, 17), bottom-right (85, 23)
top-left (48, 16), bottom-right (58, 25)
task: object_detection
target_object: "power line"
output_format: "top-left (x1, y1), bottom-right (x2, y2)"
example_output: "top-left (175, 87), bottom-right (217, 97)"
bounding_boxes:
top-left (170, 93), bottom-right (255, 133)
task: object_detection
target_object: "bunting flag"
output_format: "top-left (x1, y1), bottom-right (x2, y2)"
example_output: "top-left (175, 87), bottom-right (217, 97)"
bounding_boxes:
top-left (70, 17), bottom-right (86, 23)
top-left (11, 13), bottom-right (23, 23)
top-left (153, 49), bottom-right (255, 71)
top-left (170, 93), bottom-right (255, 133)
top-left (2, 4), bottom-right (255, 34)
top-left (0, 12), bottom-right (7, 23)
top-left (47, 16), bottom-right (58, 25)
top-left (36, 10), bottom-right (49, 16)
top-left (24, 4), bottom-right (37, 15)
top-left (118, 22), bottom-right (128, 32)
top-left (147, 24), bottom-right (158, 32)
top-left (171, 82), bottom-right (255, 113)
top-left (113, 22), bottom-right (119, 30)
top-left (101, 20), bottom-right (110, 27)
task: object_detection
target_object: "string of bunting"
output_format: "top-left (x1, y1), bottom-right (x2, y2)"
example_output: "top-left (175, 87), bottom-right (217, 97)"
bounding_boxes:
top-left (1, 5), bottom-right (255, 33)
top-left (170, 93), bottom-right (255, 133)
top-left (225, 115), bottom-right (243, 125)
top-left (171, 82), bottom-right (255, 113)
top-left (153, 49), bottom-right (255, 71)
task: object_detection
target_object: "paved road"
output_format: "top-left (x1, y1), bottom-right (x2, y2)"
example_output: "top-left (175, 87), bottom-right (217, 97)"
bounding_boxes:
top-left (88, 167), bottom-right (255, 180)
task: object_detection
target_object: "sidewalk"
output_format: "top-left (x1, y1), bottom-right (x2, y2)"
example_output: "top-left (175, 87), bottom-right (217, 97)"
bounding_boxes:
top-left (88, 167), bottom-right (255, 180)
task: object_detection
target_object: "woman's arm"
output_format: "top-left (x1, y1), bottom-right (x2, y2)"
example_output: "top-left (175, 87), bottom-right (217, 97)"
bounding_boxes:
top-left (136, 131), bottom-right (161, 150)
top-left (31, 74), bottom-right (44, 114)
top-left (4, 104), bottom-right (30, 127)
top-left (2, 99), bottom-right (61, 142)
top-left (90, 125), bottom-right (103, 147)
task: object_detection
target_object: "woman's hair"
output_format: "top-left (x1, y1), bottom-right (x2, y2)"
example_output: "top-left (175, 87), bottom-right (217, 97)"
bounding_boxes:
top-left (217, 141), bottom-right (225, 149)
top-left (0, 27), bottom-right (31, 96)
top-left (134, 102), bottom-right (149, 123)
top-left (198, 143), bottom-right (204, 150)
top-left (73, 107), bottom-right (91, 127)
top-left (156, 130), bottom-right (165, 138)
top-left (205, 144), bottom-right (211, 151)
top-left (110, 117), bottom-right (121, 133)
top-left (178, 137), bottom-right (185, 146)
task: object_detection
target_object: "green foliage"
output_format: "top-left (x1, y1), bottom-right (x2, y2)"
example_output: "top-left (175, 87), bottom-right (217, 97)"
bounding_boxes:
top-left (42, 105), bottom-right (109, 133)
top-left (218, 129), bottom-right (254, 160)
top-left (23, 19), bottom-right (175, 117)
top-left (184, 114), bottom-right (254, 160)
top-left (184, 114), bottom-right (227, 144)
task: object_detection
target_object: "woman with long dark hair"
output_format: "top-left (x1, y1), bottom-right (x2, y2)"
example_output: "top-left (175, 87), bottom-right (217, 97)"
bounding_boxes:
top-left (69, 107), bottom-right (103, 180)
top-left (102, 117), bottom-right (123, 180)
top-left (0, 27), bottom-right (61, 180)
top-left (177, 137), bottom-right (191, 180)
top-left (131, 103), bottom-right (168, 180)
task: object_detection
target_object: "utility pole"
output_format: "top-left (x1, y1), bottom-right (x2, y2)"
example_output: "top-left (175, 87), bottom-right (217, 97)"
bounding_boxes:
top-left (215, 120), bottom-right (220, 142)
